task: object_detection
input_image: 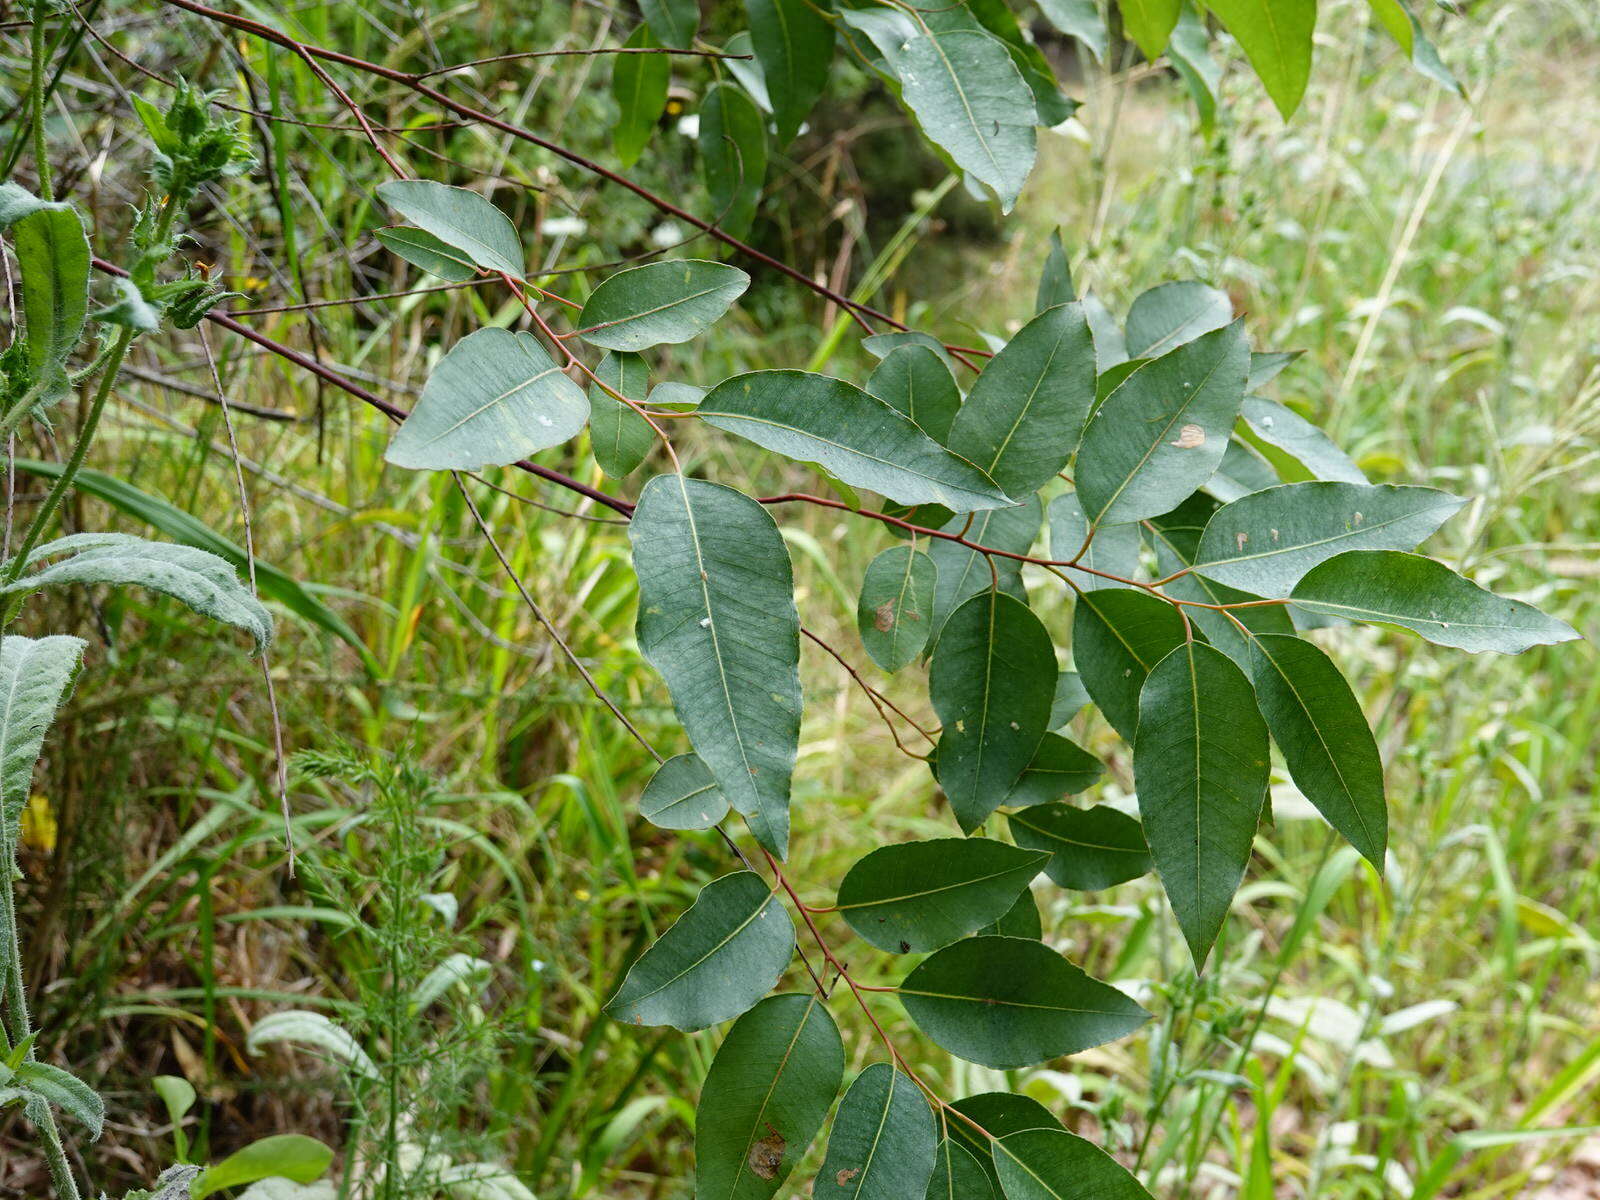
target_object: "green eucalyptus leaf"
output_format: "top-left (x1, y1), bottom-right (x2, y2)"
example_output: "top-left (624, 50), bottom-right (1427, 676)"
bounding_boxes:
top-left (899, 936), bottom-right (1150, 1069)
top-left (1049, 670), bottom-right (1091, 727)
top-left (858, 545), bottom-right (939, 672)
top-left (920, 0), bottom-right (1076, 127)
top-left (815, 1064), bottom-right (937, 1200)
top-left (1071, 587), bottom-right (1188, 740)
top-left (1169, 6), bottom-right (1223, 130)
top-left (869, 345), bottom-right (962, 444)
top-left (641, 0), bottom-right (698, 45)
top-left (979, 889), bottom-right (1042, 939)
top-left (723, 31), bottom-right (773, 112)
top-left (1034, 0), bottom-right (1107, 61)
top-left (612, 25), bottom-right (671, 168)
top-left (700, 82), bottom-right (768, 241)
top-left (1206, 439), bottom-right (1283, 503)
top-left (1247, 351), bottom-right (1301, 392)
top-left (1047, 492), bottom-right (1141, 593)
top-left (993, 1128), bottom-right (1152, 1199)
top-left (1240, 397), bottom-right (1366, 484)
top-left (836, 838), bottom-right (1048, 953)
top-left (1123, 281), bottom-right (1232, 359)
top-left (578, 260), bottom-right (750, 352)
top-left (746, 0), bottom-right (834, 144)
top-left (1007, 804), bottom-right (1152, 890)
top-left (928, 498), bottom-right (1041, 635)
top-left (862, 331), bottom-right (958, 372)
top-left (1118, 0), bottom-right (1181, 59)
top-left (605, 871), bottom-right (794, 1031)
top-left (1206, 0), bottom-right (1318, 119)
top-left (639, 753), bottom-right (730, 831)
top-left (192, 1136), bottom-right (333, 1199)
top-left (1002, 733), bottom-right (1103, 806)
top-left (947, 1092), bottom-right (1061, 1189)
top-left (375, 227), bottom-right (478, 282)
top-left (1368, 0), bottom-right (1462, 94)
top-left (927, 1139), bottom-right (994, 1200)
top-left (1036, 230), bottom-right (1076, 310)
top-left (589, 351), bottom-right (654, 477)
top-left (375, 180), bottom-right (522, 277)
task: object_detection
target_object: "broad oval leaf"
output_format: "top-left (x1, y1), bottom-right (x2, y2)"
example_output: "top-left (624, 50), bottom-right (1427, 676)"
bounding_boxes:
top-left (815, 1064), bottom-right (937, 1200)
top-left (948, 1093), bottom-right (1061, 1189)
top-left (930, 591), bottom-right (1057, 832)
top-left (386, 328), bottom-right (589, 471)
top-left (0, 634), bottom-right (84, 830)
top-left (1123, 281), bottom-right (1232, 359)
top-left (1007, 804), bottom-right (1152, 890)
top-left (1240, 397), bottom-right (1366, 485)
top-left (1075, 321), bottom-right (1250, 526)
top-left (639, 753), bottom-right (730, 831)
top-left (612, 25), bottom-right (671, 168)
top-left (605, 871), bottom-right (794, 1031)
top-left (928, 498), bottom-right (1042, 635)
top-left (993, 1128), bottom-right (1152, 1200)
top-left (578, 260), bottom-right (750, 352)
top-left (1246, 634), bottom-right (1386, 866)
top-left (1118, 0), bottom-right (1181, 58)
top-left (1193, 482), bottom-right (1464, 597)
top-left (899, 936), bottom-right (1150, 1069)
top-left (746, 0), bottom-right (834, 144)
top-left (1206, 0), bottom-right (1318, 119)
top-left (631, 475), bottom-right (802, 855)
top-left (695, 993), bottom-right (845, 1200)
top-left (1135, 641), bottom-right (1270, 967)
top-left (376, 227), bottom-right (477, 282)
top-left (589, 350), bottom-right (654, 477)
top-left (869, 344), bottom-right (962, 444)
top-left (946, 304), bottom-right (1097, 496)
top-left (375, 180), bottom-right (522, 277)
top-left (858, 545), bottom-right (939, 672)
top-left (836, 838), bottom-right (1048, 953)
top-left (700, 371), bottom-right (1012, 511)
top-left (700, 81), bottom-right (768, 241)
top-left (927, 1139), bottom-right (993, 1200)
top-left (1071, 588), bottom-right (1187, 741)
top-left (1002, 733), bottom-right (1103, 807)
top-left (1290, 550), bottom-right (1580, 654)
top-left (192, 1136), bottom-right (334, 1200)
top-left (863, 331), bottom-right (957, 371)
top-left (1047, 492), bottom-right (1141, 593)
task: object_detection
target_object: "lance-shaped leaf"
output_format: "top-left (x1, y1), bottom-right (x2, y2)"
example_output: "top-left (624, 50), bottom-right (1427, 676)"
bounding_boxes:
top-left (1002, 733), bottom-right (1102, 807)
top-left (578, 260), bottom-right (750, 352)
top-left (375, 227), bottom-right (477, 282)
top-left (695, 993), bottom-right (845, 1200)
top-left (606, 871), bottom-right (794, 1031)
top-left (928, 498), bottom-right (1041, 635)
top-left (247, 1011), bottom-right (378, 1079)
top-left (1206, 0), bottom-right (1318, 119)
top-left (927, 1140), bottom-right (993, 1200)
top-left (746, 0), bottom-right (834, 144)
top-left (589, 351), bottom-right (654, 478)
top-left (1076, 321), bottom-right (1249, 526)
top-left (869, 345), bottom-right (962, 444)
top-left (1169, 6), bottom-right (1223, 130)
top-left (1008, 804), bottom-right (1152, 891)
top-left (1194, 482), bottom-right (1464, 597)
top-left (1135, 641), bottom-right (1270, 967)
top-left (948, 1092), bottom-right (1060, 1189)
top-left (1241, 396), bottom-right (1367, 484)
top-left (1047, 492), bottom-right (1140, 593)
top-left (912, 0), bottom-right (1075, 128)
top-left (723, 31), bottom-right (773, 112)
top-left (3, 534), bottom-right (271, 651)
top-left (375, 180), bottom-right (522, 276)
top-left (1036, 230), bottom-right (1076, 310)
top-left (1289, 550), bottom-right (1581, 654)
top-left (1123, 281), bottom-right (1232, 360)
top-left (1246, 634), bottom-right (1386, 865)
top-left (700, 81), bottom-right (768, 241)
top-left (11, 1063), bottom-right (103, 1139)
top-left (993, 1129), bottom-right (1152, 1200)
top-left (612, 24), bottom-right (670, 167)
top-left (1367, 0), bottom-right (1461, 94)
top-left (837, 838), bottom-right (1048, 954)
top-left (0, 185), bottom-right (89, 399)
top-left (946, 304), bottom-right (1097, 496)
top-left (0, 635), bottom-right (84, 832)
top-left (639, 753), bottom-right (730, 831)
top-left (1071, 588), bottom-right (1187, 741)
top-left (701, 371), bottom-right (1011, 511)
top-left (858, 546), bottom-right (939, 672)
top-left (631, 475), bottom-right (802, 854)
top-left (899, 936), bottom-right (1150, 1069)
top-left (816, 1064), bottom-right (937, 1200)
top-left (641, 0), bottom-right (698, 46)
top-left (1118, 0), bottom-right (1181, 59)
top-left (930, 591), bottom-right (1056, 832)
top-left (1034, 0), bottom-right (1107, 61)
top-left (386, 328), bottom-right (589, 470)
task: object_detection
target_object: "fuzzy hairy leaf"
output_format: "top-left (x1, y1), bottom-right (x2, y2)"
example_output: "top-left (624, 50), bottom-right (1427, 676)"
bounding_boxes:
top-left (11, 1063), bottom-right (103, 1139)
top-left (578, 260), bottom-right (750, 352)
top-left (0, 185), bottom-right (89, 397)
top-left (815, 1064), bottom-right (937, 1200)
top-left (0, 634), bottom-right (83, 832)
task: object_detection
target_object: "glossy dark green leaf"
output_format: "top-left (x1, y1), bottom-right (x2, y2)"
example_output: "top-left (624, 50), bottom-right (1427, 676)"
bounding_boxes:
top-left (948, 1092), bottom-right (1060, 1189)
top-left (578, 260), bottom-right (750, 352)
top-left (859, 546), bottom-right (939, 672)
top-left (1003, 733), bottom-right (1103, 806)
top-left (926, 1140), bottom-right (994, 1200)
top-left (1076, 322), bottom-right (1249, 526)
top-left (746, 0), bottom-right (834, 144)
top-left (1206, 0), bottom-right (1317, 118)
top-left (1246, 633), bottom-right (1386, 865)
top-left (1118, 0), bottom-right (1181, 59)
top-left (837, 838), bottom-right (1048, 953)
top-left (1289, 550), bottom-right (1581, 654)
top-left (0, 186), bottom-right (89, 395)
top-left (1047, 492), bottom-right (1141, 594)
top-left (695, 993), bottom-right (844, 1200)
top-left (631, 475), bottom-right (802, 855)
top-left (1240, 397), bottom-right (1366, 484)
top-left (375, 180), bottom-right (522, 277)
top-left (639, 753), bottom-right (729, 831)
top-left (700, 82), bottom-right (768, 241)
top-left (1071, 588), bottom-right (1188, 740)
top-left (1124, 281), bottom-right (1232, 359)
top-left (869, 345), bottom-right (962, 444)
top-left (641, 0), bottom-right (698, 46)
top-left (701, 371), bottom-right (1011, 511)
top-left (979, 889), bottom-right (1042, 939)
top-left (1035, 0), bottom-right (1107, 61)
top-left (815, 1064), bottom-right (937, 1200)
top-left (1135, 641), bottom-right (1270, 967)
top-left (993, 1128), bottom-right (1152, 1200)
top-left (928, 498), bottom-right (1041, 635)
top-left (1194, 482), bottom-right (1464, 597)
top-left (899, 936), bottom-right (1150, 1068)
top-left (589, 351), bottom-right (654, 477)
top-left (375, 227), bottom-right (477, 282)
top-left (1008, 804), bottom-right (1152, 890)
top-left (946, 304), bottom-right (1097, 497)
top-left (386, 329), bottom-right (588, 470)
top-left (930, 591), bottom-right (1056, 832)
top-left (612, 25), bottom-right (670, 167)
top-left (1036, 230), bottom-right (1076, 311)
top-left (605, 871), bottom-right (793, 1030)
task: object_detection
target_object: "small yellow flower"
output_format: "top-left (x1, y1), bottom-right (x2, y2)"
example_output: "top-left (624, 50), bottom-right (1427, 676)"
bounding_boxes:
top-left (20, 794), bottom-right (56, 854)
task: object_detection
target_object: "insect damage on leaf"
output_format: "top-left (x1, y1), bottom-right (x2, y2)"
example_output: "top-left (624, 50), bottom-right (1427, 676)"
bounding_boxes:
top-left (836, 1167), bottom-right (860, 1185)
top-left (748, 1129), bottom-right (786, 1179)
top-left (1171, 423), bottom-right (1207, 448)
top-left (874, 599), bottom-right (898, 632)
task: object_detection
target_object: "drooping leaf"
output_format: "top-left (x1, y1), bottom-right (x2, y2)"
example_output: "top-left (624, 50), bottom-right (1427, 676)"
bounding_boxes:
top-left (700, 371), bottom-right (1012, 511)
top-left (930, 590), bottom-right (1057, 832)
top-left (0, 635), bottom-right (83, 833)
top-left (630, 475), bottom-right (802, 854)
top-left (1135, 641), bottom-right (1270, 966)
top-left (1002, 733), bottom-right (1103, 806)
top-left (1246, 633), bottom-right (1386, 865)
top-left (899, 936), bottom-right (1150, 1068)
top-left (1008, 804), bottom-right (1152, 890)
top-left (411, 953), bottom-right (493, 1011)
top-left (746, 0), bottom-right (835, 144)
top-left (606, 871), bottom-right (794, 1031)
top-left (869, 345), bottom-right (962, 444)
top-left (0, 186), bottom-right (89, 398)
top-left (11, 1063), bottom-right (103, 1139)
top-left (192, 1136), bottom-right (334, 1200)
top-left (927, 498), bottom-right (1041, 635)
top-left (1075, 321), bottom-right (1249, 525)
top-left (1289, 551), bottom-right (1581, 654)
top-left (1071, 587), bottom-right (1188, 740)
top-left (1205, 0), bottom-right (1318, 119)
top-left (700, 82), bottom-right (768, 242)
top-left (1123, 281), bottom-right (1232, 359)
top-left (1367, 0), bottom-right (1461, 94)
top-left (386, 328), bottom-right (589, 470)
top-left (1118, 0), bottom-right (1182, 59)
top-left (1169, 5), bottom-right (1223, 130)
top-left (639, 753), bottom-right (730, 831)
top-left (375, 180), bottom-right (523, 277)
top-left (1240, 397), bottom-right (1367, 484)
top-left (815, 1064), bottom-right (937, 1200)
top-left (925, 0), bottom-right (1076, 127)
top-left (578, 260), bottom-right (750, 351)
top-left (3, 533), bottom-right (271, 651)
top-left (695, 993), bottom-right (845, 1200)
top-left (945, 304), bottom-right (1097, 496)
top-left (641, 0), bottom-right (698, 46)
top-left (947, 1093), bottom-right (1061, 1189)
top-left (1047, 492), bottom-right (1141, 593)
top-left (926, 1140), bottom-right (994, 1200)
top-left (375, 227), bottom-right (477, 282)
top-left (858, 545), bottom-right (939, 672)
top-left (993, 1128), bottom-right (1152, 1200)
top-left (836, 838), bottom-right (1048, 953)
top-left (1034, 0), bottom-right (1107, 61)
top-left (246, 1011), bottom-right (378, 1079)
top-left (612, 24), bottom-right (671, 168)
top-left (1036, 230), bottom-right (1076, 310)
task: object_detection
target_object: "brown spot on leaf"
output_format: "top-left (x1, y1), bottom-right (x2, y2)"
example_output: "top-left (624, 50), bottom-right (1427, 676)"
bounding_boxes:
top-left (836, 1167), bottom-right (860, 1186)
top-left (874, 599), bottom-right (897, 632)
top-left (1170, 423), bottom-right (1207, 449)
top-left (748, 1131), bottom-right (785, 1180)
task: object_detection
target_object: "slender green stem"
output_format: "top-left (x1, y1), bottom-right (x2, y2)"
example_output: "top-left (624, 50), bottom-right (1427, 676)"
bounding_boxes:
top-left (30, 5), bottom-right (53, 201)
